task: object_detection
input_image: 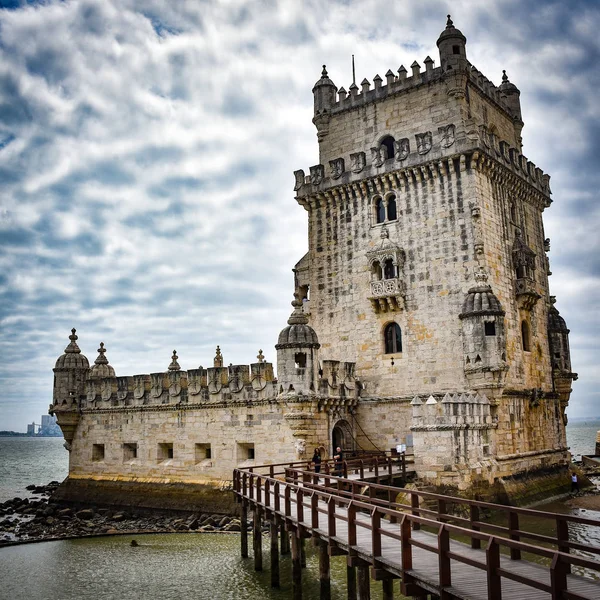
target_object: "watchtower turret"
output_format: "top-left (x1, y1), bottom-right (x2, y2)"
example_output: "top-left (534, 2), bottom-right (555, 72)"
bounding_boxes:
top-left (436, 15), bottom-right (467, 72)
top-left (312, 65), bottom-right (337, 141)
top-left (50, 329), bottom-right (89, 448)
top-left (276, 294), bottom-right (320, 395)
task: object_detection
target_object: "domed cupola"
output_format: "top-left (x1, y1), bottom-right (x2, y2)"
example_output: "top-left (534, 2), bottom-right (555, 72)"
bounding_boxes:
top-left (312, 65), bottom-right (337, 116)
top-left (459, 269), bottom-right (508, 392)
top-left (436, 15), bottom-right (467, 71)
top-left (547, 297), bottom-right (573, 373)
top-left (88, 342), bottom-right (116, 379)
top-left (276, 294), bottom-right (320, 395)
top-left (51, 328), bottom-right (90, 448)
top-left (54, 328), bottom-right (90, 370)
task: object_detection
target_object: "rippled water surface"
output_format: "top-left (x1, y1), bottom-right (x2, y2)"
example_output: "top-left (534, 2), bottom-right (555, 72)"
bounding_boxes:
top-left (0, 437), bottom-right (68, 502)
top-left (0, 533), bottom-right (393, 600)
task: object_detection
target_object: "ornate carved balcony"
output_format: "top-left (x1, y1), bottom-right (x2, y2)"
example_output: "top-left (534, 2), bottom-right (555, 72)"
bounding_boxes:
top-left (515, 276), bottom-right (541, 310)
top-left (368, 278), bottom-right (406, 312)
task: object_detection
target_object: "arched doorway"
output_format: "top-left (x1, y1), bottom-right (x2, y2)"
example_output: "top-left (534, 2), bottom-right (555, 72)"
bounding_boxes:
top-left (332, 419), bottom-right (354, 454)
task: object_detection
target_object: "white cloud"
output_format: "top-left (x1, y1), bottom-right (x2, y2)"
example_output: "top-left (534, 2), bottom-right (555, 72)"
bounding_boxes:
top-left (0, 0), bottom-right (599, 430)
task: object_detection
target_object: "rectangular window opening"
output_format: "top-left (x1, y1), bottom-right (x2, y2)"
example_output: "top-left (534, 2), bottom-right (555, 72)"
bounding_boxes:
top-left (484, 322), bottom-right (496, 336)
top-left (237, 442), bottom-right (255, 463)
top-left (92, 444), bottom-right (105, 462)
top-left (158, 442), bottom-right (174, 462)
top-left (195, 443), bottom-right (212, 464)
top-left (123, 443), bottom-right (138, 461)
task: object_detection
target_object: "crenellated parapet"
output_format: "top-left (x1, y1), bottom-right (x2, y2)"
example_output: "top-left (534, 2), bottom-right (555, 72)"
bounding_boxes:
top-left (294, 128), bottom-right (550, 209)
top-left (83, 351), bottom-right (278, 410)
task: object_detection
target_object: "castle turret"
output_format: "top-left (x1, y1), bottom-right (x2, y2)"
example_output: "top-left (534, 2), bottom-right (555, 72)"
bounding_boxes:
top-left (88, 342), bottom-right (115, 379)
top-left (436, 15), bottom-right (467, 72)
top-left (459, 270), bottom-right (508, 395)
top-left (276, 294), bottom-right (320, 395)
top-left (50, 329), bottom-right (89, 448)
top-left (548, 297), bottom-right (578, 421)
top-left (499, 70), bottom-right (524, 148)
top-left (312, 65), bottom-right (337, 142)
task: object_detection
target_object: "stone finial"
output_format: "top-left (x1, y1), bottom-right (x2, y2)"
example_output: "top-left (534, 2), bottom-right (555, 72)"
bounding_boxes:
top-left (168, 350), bottom-right (180, 371)
top-left (214, 346), bottom-right (223, 368)
top-left (446, 14), bottom-right (454, 28)
top-left (502, 69), bottom-right (509, 83)
top-left (424, 56), bottom-right (434, 72)
top-left (94, 342), bottom-right (108, 365)
top-left (257, 349), bottom-right (265, 363)
top-left (338, 87), bottom-right (347, 101)
top-left (64, 328), bottom-right (81, 354)
top-left (385, 69), bottom-right (395, 85)
top-left (349, 82), bottom-right (358, 97)
top-left (474, 266), bottom-right (489, 284)
top-left (361, 78), bottom-right (370, 94)
top-left (321, 65), bottom-right (328, 78)
top-left (287, 292), bottom-right (309, 326)
top-left (411, 61), bottom-right (421, 78)
top-left (373, 74), bottom-right (382, 89)
top-left (397, 65), bottom-right (407, 81)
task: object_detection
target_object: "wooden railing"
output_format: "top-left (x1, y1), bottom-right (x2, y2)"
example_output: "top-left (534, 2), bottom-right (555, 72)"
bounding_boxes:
top-left (233, 464), bottom-right (600, 600)
top-left (237, 452), bottom-right (413, 482)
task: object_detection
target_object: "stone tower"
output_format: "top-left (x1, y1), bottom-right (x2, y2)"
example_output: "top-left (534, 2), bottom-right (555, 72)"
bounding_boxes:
top-left (292, 16), bottom-right (576, 491)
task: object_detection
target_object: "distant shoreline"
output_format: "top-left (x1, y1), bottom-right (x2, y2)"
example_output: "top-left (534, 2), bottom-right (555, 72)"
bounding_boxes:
top-left (0, 432), bottom-right (62, 438)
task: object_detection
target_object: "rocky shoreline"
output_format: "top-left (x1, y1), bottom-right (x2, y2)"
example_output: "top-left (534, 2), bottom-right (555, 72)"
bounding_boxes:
top-left (0, 482), bottom-right (245, 547)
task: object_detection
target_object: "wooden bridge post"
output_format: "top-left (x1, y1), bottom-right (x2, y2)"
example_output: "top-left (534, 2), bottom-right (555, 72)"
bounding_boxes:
top-left (241, 500), bottom-right (249, 558)
top-left (301, 537), bottom-right (307, 568)
top-left (382, 578), bottom-right (394, 600)
top-left (270, 516), bottom-right (280, 588)
top-left (291, 531), bottom-right (303, 600)
top-left (470, 505), bottom-right (481, 550)
top-left (357, 564), bottom-right (371, 600)
top-left (556, 517), bottom-right (571, 574)
top-left (486, 537), bottom-right (501, 600)
top-left (281, 523), bottom-right (290, 555)
top-left (253, 506), bottom-right (263, 571)
top-left (319, 540), bottom-right (331, 600)
top-left (347, 563), bottom-right (357, 600)
top-left (508, 511), bottom-right (521, 560)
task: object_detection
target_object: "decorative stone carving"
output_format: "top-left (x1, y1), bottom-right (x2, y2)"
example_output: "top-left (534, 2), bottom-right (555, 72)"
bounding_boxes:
top-left (350, 151), bottom-right (366, 173)
top-left (293, 169), bottom-right (305, 191)
top-left (169, 382), bottom-right (181, 397)
top-left (415, 131), bottom-right (432, 154)
top-left (329, 157), bottom-right (345, 180)
top-left (439, 124), bottom-right (455, 148)
top-left (394, 138), bottom-right (410, 161)
top-left (370, 146), bottom-right (385, 167)
top-left (309, 164), bottom-right (324, 185)
top-left (295, 439), bottom-right (306, 457)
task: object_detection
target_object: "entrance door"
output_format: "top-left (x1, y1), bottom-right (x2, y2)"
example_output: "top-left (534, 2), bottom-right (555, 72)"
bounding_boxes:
top-left (332, 419), bottom-right (353, 454)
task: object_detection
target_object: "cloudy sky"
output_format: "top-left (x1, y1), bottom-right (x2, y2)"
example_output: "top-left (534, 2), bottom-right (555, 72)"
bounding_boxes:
top-left (0, 0), bottom-right (598, 431)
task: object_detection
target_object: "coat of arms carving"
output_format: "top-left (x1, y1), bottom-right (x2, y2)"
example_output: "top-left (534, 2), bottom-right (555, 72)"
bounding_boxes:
top-left (439, 124), bottom-right (455, 148)
top-left (309, 164), bottom-right (324, 185)
top-left (350, 151), bottom-right (366, 173)
top-left (329, 157), bottom-right (345, 180)
top-left (415, 132), bottom-right (432, 155)
top-left (394, 138), bottom-right (410, 161)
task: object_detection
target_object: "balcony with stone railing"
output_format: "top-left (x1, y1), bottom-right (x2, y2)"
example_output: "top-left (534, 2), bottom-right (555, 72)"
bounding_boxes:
top-left (515, 276), bottom-right (541, 311)
top-left (368, 278), bottom-right (406, 313)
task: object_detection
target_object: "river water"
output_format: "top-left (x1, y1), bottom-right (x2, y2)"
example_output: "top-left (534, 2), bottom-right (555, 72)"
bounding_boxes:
top-left (0, 419), bottom-right (599, 599)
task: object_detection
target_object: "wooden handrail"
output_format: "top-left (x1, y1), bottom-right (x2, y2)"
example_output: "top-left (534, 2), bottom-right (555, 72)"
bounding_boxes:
top-left (233, 466), bottom-right (600, 584)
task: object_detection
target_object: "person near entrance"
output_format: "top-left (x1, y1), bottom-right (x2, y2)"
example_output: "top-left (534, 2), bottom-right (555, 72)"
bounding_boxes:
top-left (312, 447), bottom-right (322, 473)
top-left (334, 446), bottom-right (343, 477)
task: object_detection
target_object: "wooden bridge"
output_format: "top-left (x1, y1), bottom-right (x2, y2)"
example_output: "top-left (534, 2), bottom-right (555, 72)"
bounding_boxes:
top-left (232, 457), bottom-right (600, 600)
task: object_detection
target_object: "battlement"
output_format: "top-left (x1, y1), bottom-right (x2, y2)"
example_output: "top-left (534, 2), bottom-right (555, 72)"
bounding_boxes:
top-left (322, 59), bottom-right (517, 123)
top-left (293, 125), bottom-right (550, 199)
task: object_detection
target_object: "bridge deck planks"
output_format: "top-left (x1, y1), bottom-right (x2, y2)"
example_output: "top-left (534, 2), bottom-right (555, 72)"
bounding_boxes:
top-left (247, 483), bottom-right (600, 600)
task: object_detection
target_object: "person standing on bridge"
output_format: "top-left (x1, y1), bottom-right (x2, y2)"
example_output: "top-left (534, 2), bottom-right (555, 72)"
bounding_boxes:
top-left (334, 446), bottom-right (343, 477)
top-left (312, 447), bottom-right (322, 474)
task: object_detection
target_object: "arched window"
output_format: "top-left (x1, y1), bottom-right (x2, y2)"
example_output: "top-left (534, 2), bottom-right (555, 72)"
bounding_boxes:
top-left (387, 194), bottom-right (397, 221)
top-left (371, 261), bottom-right (382, 281)
top-left (521, 321), bottom-right (531, 352)
top-left (383, 259), bottom-right (395, 280)
top-left (375, 197), bottom-right (385, 224)
top-left (384, 323), bottom-right (402, 354)
top-left (381, 136), bottom-right (395, 159)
